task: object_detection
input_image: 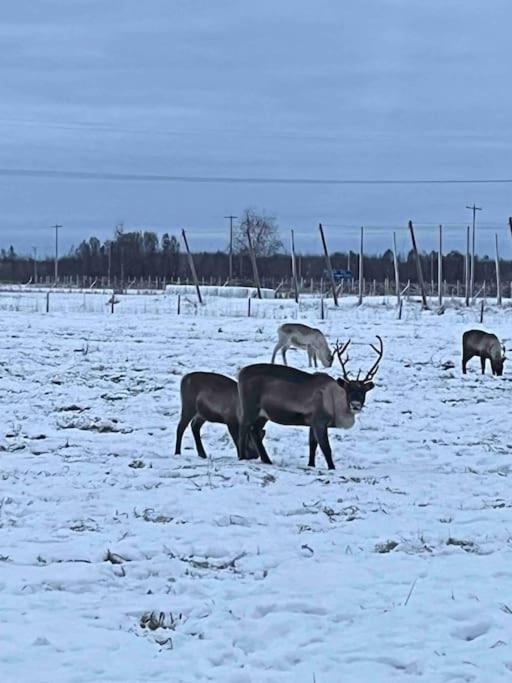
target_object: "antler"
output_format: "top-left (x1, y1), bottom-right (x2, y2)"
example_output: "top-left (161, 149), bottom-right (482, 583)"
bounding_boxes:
top-left (334, 339), bottom-right (352, 379)
top-left (363, 335), bottom-right (384, 382)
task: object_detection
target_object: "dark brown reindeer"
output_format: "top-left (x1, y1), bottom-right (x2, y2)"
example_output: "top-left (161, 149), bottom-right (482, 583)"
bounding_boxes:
top-left (238, 337), bottom-right (383, 470)
top-left (175, 372), bottom-right (263, 459)
top-left (462, 330), bottom-right (506, 376)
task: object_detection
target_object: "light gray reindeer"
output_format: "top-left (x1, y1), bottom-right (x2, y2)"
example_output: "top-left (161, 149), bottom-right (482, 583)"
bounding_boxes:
top-left (462, 330), bottom-right (506, 376)
top-left (271, 323), bottom-right (333, 368)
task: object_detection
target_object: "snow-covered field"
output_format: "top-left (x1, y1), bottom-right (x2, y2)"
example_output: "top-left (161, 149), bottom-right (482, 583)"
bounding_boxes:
top-left (2, 297), bottom-right (512, 682)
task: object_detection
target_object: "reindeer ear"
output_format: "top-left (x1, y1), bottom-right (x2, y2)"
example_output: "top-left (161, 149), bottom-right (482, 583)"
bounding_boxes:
top-left (364, 381), bottom-right (375, 392)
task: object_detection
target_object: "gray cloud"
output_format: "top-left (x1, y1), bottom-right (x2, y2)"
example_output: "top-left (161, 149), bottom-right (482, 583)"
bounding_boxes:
top-left (0, 0), bottom-right (511, 257)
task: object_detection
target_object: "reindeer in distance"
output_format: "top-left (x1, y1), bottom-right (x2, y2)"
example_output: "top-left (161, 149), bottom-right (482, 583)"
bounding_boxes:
top-left (462, 330), bottom-right (506, 376)
top-left (271, 323), bottom-right (334, 368)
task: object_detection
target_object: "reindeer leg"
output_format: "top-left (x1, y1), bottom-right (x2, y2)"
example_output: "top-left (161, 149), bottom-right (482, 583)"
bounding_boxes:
top-left (462, 352), bottom-right (472, 374)
top-left (313, 350), bottom-right (318, 368)
top-left (307, 347), bottom-right (312, 367)
top-left (282, 346), bottom-right (288, 366)
top-left (190, 416), bottom-right (207, 458)
top-left (481, 356), bottom-right (486, 375)
top-left (313, 424), bottom-right (335, 470)
top-left (238, 422), bottom-right (252, 460)
top-left (308, 427), bottom-right (318, 467)
top-left (248, 419), bottom-right (268, 460)
top-left (255, 437), bottom-right (272, 465)
top-left (175, 412), bottom-right (193, 455)
top-left (271, 342), bottom-right (281, 364)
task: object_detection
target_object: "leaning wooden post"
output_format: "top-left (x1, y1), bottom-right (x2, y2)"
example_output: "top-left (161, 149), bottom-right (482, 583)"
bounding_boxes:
top-left (291, 229), bottom-right (299, 304)
top-left (246, 227), bottom-right (262, 299)
top-left (318, 223), bottom-right (338, 306)
top-left (465, 225), bottom-right (470, 307)
top-left (438, 224), bottom-right (443, 307)
top-left (392, 231), bottom-right (400, 305)
top-left (495, 233), bottom-right (502, 306)
top-left (358, 226), bottom-right (364, 305)
top-left (181, 229), bottom-right (202, 304)
top-left (408, 220), bottom-right (428, 309)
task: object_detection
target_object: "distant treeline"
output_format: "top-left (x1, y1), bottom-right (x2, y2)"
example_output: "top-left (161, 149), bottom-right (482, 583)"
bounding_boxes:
top-left (0, 229), bottom-right (509, 286)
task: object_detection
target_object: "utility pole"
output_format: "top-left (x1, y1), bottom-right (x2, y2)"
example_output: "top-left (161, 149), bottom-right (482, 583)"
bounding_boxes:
top-left (392, 231), bottom-right (400, 305)
top-left (32, 246), bottom-right (38, 283)
top-left (291, 229), bottom-right (299, 303)
top-left (51, 224), bottom-right (62, 284)
top-left (465, 225), bottom-right (470, 306)
top-left (107, 241), bottom-right (112, 286)
top-left (358, 226), bottom-right (364, 305)
top-left (466, 203), bottom-right (482, 301)
top-left (438, 225), bottom-right (443, 307)
top-left (224, 215), bottom-right (237, 281)
top-left (495, 233), bottom-right (502, 306)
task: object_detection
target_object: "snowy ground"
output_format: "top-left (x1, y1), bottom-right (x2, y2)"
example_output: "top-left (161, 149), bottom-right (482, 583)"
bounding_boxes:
top-left (2, 298), bottom-right (512, 682)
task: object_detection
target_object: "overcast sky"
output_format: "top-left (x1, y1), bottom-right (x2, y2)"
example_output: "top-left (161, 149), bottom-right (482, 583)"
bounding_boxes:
top-left (1, 0), bottom-right (511, 257)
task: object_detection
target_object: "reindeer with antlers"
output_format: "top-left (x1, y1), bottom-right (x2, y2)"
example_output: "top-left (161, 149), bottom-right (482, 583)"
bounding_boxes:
top-left (237, 336), bottom-right (383, 469)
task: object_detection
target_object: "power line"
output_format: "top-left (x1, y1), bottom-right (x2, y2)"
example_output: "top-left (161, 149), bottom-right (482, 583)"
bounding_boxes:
top-left (1, 167), bottom-right (512, 186)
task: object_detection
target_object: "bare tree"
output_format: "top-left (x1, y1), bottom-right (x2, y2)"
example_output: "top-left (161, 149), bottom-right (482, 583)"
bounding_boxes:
top-left (232, 209), bottom-right (283, 257)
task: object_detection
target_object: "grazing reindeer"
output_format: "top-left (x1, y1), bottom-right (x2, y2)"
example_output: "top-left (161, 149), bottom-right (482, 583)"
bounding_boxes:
top-left (271, 323), bottom-right (333, 368)
top-left (462, 330), bottom-right (506, 376)
top-left (175, 372), bottom-right (263, 459)
top-left (239, 336), bottom-right (383, 469)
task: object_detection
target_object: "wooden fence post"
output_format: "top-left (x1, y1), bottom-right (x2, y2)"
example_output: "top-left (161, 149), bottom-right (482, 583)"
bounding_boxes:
top-left (318, 223), bottom-right (338, 306)
top-left (408, 220), bottom-right (428, 309)
top-left (246, 228), bottom-right (262, 299)
top-left (181, 229), bottom-right (203, 304)
top-left (177, 294), bottom-right (181, 315)
top-left (46, 291), bottom-right (50, 313)
top-left (247, 296), bottom-right (252, 317)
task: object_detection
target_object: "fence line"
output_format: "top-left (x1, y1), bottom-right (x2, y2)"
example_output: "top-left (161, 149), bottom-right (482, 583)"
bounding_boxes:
top-left (1, 289), bottom-right (510, 322)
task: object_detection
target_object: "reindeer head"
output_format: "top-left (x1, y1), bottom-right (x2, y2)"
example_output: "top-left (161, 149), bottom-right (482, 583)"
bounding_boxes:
top-left (492, 342), bottom-right (506, 376)
top-left (334, 336), bottom-right (383, 412)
